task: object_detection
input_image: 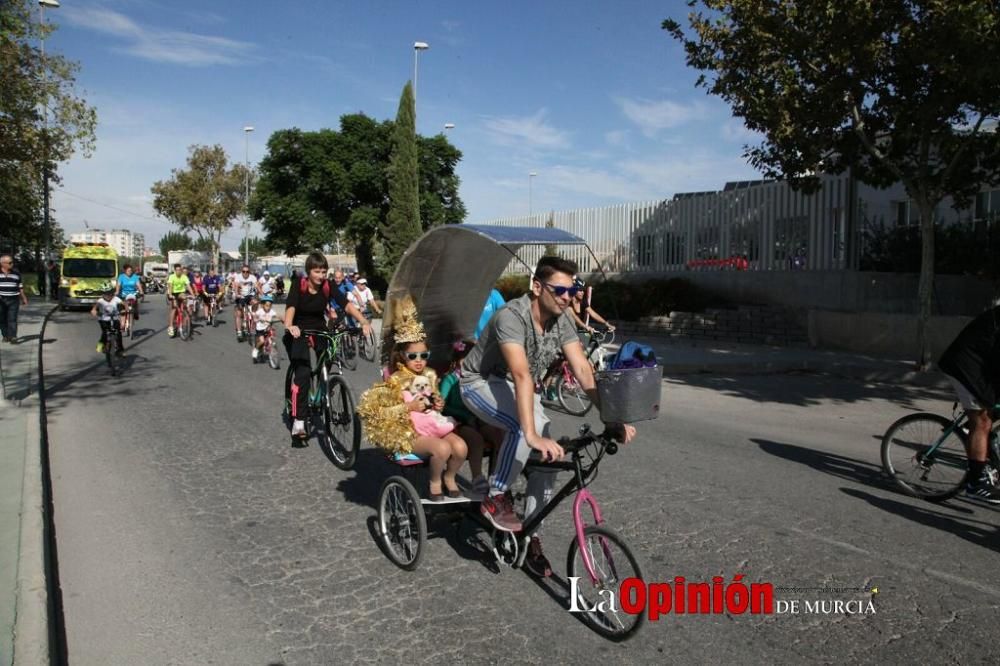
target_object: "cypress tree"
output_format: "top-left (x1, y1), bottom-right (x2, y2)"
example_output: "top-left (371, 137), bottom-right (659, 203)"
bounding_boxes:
top-left (381, 81), bottom-right (422, 275)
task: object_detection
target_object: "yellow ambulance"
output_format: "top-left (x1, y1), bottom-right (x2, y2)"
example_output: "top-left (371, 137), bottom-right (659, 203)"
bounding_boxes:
top-left (59, 243), bottom-right (119, 309)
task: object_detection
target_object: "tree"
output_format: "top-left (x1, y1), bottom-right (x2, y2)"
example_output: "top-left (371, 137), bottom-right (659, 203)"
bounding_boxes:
top-left (665, 1), bottom-right (1000, 369)
top-left (244, 236), bottom-right (272, 257)
top-left (544, 212), bottom-right (559, 257)
top-left (158, 230), bottom-right (192, 256)
top-left (382, 82), bottom-right (422, 276)
top-left (151, 145), bottom-right (250, 270)
top-left (251, 112), bottom-right (464, 285)
top-left (0, 0), bottom-right (97, 258)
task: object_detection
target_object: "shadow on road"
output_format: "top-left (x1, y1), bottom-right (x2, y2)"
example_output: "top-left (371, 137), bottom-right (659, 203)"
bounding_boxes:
top-left (753, 437), bottom-right (890, 491)
top-left (840, 487), bottom-right (1000, 553)
top-left (675, 373), bottom-right (952, 409)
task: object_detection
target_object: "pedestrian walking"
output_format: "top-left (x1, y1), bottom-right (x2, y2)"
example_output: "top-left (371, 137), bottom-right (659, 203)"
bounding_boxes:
top-left (0, 255), bottom-right (29, 343)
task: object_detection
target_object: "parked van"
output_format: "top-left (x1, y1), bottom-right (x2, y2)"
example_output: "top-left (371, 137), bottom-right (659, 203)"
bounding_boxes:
top-left (59, 243), bottom-right (119, 309)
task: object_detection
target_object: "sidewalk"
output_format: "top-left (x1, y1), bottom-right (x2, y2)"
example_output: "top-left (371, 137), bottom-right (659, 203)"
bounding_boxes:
top-left (0, 302), bottom-right (54, 665)
top-left (618, 334), bottom-right (948, 387)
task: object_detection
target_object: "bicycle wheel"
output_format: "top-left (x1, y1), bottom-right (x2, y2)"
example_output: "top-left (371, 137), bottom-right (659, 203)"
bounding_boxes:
top-left (557, 373), bottom-right (593, 416)
top-left (359, 329), bottom-right (377, 363)
top-left (105, 335), bottom-right (117, 376)
top-left (268, 339), bottom-right (280, 369)
top-left (179, 311), bottom-right (192, 340)
top-left (320, 374), bottom-right (361, 470)
top-left (881, 412), bottom-right (968, 501)
top-left (378, 476), bottom-right (426, 570)
top-left (340, 333), bottom-right (358, 371)
top-left (566, 525), bottom-right (644, 641)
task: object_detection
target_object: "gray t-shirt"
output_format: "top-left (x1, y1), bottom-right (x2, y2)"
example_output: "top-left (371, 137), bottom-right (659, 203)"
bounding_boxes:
top-left (461, 294), bottom-right (579, 383)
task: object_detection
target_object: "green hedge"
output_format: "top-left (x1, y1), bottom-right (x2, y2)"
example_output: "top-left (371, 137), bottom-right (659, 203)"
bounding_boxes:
top-left (492, 274), bottom-right (717, 321)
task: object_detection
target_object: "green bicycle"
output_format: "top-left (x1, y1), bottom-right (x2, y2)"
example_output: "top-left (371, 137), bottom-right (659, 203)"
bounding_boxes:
top-left (283, 329), bottom-right (362, 470)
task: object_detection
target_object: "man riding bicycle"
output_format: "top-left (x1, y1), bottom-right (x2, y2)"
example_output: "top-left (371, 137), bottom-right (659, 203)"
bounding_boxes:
top-left (233, 264), bottom-right (259, 340)
top-left (459, 255), bottom-right (636, 577)
top-left (938, 303), bottom-right (1000, 504)
top-left (203, 266), bottom-right (224, 319)
top-left (347, 276), bottom-right (381, 325)
top-left (115, 263), bottom-right (144, 325)
top-left (166, 263), bottom-right (195, 337)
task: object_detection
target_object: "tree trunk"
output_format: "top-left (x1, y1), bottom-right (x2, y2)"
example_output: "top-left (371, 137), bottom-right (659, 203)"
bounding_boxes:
top-left (915, 197), bottom-right (936, 371)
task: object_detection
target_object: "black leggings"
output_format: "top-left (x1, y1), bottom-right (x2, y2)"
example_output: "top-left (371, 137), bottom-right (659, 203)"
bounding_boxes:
top-left (283, 332), bottom-right (329, 419)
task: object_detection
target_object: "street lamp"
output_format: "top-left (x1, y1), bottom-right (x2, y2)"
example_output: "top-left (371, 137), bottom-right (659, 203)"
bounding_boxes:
top-left (39, 0), bottom-right (60, 301)
top-left (243, 125), bottom-right (254, 266)
top-left (529, 172), bottom-right (538, 217)
top-left (444, 123), bottom-right (455, 131)
top-left (413, 41), bottom-right (429, 122)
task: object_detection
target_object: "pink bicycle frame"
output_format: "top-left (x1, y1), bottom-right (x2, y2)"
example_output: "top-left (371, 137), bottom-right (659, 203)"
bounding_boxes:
top-left (573, 488), bottom-right (606, 583)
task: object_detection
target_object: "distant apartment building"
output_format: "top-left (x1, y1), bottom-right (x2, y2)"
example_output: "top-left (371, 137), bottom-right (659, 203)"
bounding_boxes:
top-left (68, 228), bottom-right (145, 258)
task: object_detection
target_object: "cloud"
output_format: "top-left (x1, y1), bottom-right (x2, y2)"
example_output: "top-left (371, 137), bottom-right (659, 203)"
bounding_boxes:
top-left (62, 6), bottom-right (255, 66)
top-left (482, 109), bottom-right (570, 150)
top-left (720, 118), bottom-right (762, 144)
top-left (614, 97), bottom-right (702, 136)
top-left (605, 130), bottom-right (628, 147)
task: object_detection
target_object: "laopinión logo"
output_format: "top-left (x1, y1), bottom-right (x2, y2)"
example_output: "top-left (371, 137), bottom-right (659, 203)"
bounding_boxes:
top-left (568, 575), bottom-right (879, 619)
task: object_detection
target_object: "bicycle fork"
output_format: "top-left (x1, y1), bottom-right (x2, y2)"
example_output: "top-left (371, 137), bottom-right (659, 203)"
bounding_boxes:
top-left (573, 488), bottom-right (611, 585)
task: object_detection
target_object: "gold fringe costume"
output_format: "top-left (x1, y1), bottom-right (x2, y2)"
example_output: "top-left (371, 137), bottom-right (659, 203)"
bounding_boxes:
top-left (358, 295), bottom-right (441, 455)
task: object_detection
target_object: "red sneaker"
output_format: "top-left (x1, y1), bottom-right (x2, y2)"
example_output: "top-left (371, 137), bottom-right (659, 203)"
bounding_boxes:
top-left (480, 492), bottom-right (522, 532)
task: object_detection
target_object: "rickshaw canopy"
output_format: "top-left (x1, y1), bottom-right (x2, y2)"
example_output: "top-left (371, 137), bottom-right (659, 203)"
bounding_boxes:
top-left (382, 224), bottom-right (589, 365)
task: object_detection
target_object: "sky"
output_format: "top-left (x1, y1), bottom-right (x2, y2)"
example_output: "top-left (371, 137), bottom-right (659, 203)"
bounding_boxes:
top-left (46, 0), bottom-right (763, 252)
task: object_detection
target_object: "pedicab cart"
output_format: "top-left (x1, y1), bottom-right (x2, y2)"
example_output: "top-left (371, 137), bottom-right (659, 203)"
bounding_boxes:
top-left (373, 224), bottom-right (661, 641)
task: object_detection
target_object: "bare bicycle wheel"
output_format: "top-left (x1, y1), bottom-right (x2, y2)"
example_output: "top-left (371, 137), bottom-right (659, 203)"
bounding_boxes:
top-left (881, 412), bottom-right (968, 501)
top-left (378, 476), bottom-right (426, 570)
top-left (566, 525), bottom-right (644, 641)
top-left (320, 374), bottom-right (361, 470)
top-left (556, 373), bottom-right (593, 416)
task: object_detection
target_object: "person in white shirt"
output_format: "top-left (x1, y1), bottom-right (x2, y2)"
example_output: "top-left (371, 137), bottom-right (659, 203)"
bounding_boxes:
top-left (233, 264), bottom-right (259, 340)
top-left (251, 295), bottom-right (278, 361)
top-left (90, 287), bottom-right (124, 355)
top-left (347, 277), bottom-right (382, 318)
top-left (258, 271), bottom-right (275, 299)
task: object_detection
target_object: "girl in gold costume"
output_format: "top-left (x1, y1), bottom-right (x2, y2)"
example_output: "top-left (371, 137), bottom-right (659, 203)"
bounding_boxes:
top-left (358, 298), bottom-right (470, 502)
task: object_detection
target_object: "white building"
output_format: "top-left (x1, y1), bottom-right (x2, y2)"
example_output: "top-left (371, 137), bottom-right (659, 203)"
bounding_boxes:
top-left (69, 228), bottom-right (145, 258)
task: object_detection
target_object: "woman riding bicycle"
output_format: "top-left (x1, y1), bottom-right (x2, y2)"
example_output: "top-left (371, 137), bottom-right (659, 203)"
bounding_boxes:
top-left (283, 252), bottom-right (370, 439)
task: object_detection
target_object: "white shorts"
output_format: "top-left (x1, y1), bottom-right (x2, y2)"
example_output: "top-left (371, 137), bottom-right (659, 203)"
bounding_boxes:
top-left (946, 375), bottom-right (983, 411)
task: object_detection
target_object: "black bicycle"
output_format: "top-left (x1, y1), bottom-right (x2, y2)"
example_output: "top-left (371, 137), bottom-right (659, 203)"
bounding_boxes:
top-left (881, 403), bottom-right (1000, 501)
top-left (103, 319), bottom-right (123, 376)
top-left (283, 329), bottom-right (362, 469)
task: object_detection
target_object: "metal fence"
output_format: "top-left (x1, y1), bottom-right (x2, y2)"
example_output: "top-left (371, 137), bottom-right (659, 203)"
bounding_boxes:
top-left (474, 173), bottom-right (860, 275)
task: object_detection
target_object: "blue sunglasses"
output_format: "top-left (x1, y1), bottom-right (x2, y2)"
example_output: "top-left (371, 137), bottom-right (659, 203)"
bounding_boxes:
top-left (541, 282), bottom-right (580, 298)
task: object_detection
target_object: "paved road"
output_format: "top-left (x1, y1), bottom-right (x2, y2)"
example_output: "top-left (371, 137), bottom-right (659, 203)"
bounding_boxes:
top-left (44, 300), bottom-right (999, 664)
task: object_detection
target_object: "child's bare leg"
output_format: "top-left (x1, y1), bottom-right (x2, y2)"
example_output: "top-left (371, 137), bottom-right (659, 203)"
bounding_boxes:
top-left (442, 432), bottom-right (468, 492)
top-left (411, 436), bottom-right (449, 495)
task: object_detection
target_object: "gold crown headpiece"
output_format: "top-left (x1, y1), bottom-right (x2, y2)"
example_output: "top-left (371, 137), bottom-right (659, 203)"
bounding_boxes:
top-left (392, 295), bottom-right (426, 345)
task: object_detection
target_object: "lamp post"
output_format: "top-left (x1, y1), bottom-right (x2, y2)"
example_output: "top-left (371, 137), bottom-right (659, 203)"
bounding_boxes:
top-left (243, 125), bottom-right (254, 266)
top-left (39, 0), bottom-right (59, 300)
top-left (413, 41), bottom-right (429, 123)
top-left (444, 123), bottom-right (455, 131)
top-left (529, 172), bottom-right (537, 217)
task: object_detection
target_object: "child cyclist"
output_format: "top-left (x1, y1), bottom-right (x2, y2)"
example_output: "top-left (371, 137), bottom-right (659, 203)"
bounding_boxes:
top-left (251, 294), bottom-right (279, 362)
top-left (358, 297), bottom-right (474, 502)
top-left (91, 286), bottom-right (124, 355)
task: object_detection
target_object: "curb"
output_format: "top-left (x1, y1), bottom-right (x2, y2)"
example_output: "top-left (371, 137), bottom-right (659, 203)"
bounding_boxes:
top-left (11, 304), bottom-right (59, 666)
top-left (12, 396), bottom-right (46, 665)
